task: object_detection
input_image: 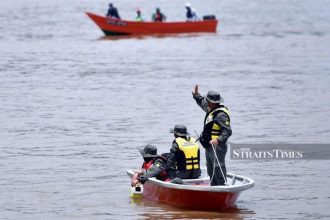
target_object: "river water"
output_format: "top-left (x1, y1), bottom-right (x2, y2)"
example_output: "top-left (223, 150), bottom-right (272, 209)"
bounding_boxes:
top-left (1, 0), bottom-right (330, 219)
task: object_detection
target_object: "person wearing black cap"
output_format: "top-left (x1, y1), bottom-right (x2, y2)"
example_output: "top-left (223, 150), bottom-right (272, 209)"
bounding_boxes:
top-left (106, 3), bottom-right (120, 19)
top-left (167, 125), bottom-right (201, 179)
top-left (192, 85), bottom-right (232, 186)
top-left (152, 7), bottom-right (166, 22)
top-left (131, 144), bottom-right (168, 186)
top-left (135, 9), bottom-right (144, 22)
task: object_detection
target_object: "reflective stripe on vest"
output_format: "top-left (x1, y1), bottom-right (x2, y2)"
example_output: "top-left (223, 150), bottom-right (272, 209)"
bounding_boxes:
top-left (175, 137), bottom-right (200, 170)
top-left (205, 107), bottom-right (230, 140)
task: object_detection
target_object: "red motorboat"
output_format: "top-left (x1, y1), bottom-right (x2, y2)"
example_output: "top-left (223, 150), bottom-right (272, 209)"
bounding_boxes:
top-left (127, 169), bottom-right (254, 210)
top-left (86, 12), bottom-right (218, 36)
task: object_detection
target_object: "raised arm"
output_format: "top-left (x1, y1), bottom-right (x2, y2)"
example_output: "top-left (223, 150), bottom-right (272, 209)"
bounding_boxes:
top-left (192, 84), bottom-right (208, 112)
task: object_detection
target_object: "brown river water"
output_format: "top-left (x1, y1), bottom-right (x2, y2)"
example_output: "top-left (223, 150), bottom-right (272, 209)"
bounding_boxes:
top-left (1, 0), bottom-right (330, 219)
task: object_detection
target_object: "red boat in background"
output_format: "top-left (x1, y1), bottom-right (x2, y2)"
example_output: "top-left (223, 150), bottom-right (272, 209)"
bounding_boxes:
top-left (127, 169), bottom-right (254, 210)
top-left (86, 12), bottom-right (218, 36)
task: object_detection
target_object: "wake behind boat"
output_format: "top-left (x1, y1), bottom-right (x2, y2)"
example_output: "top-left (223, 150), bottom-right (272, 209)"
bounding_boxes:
top-left (127, 169), bottom-right (254, 210)
top-left (86, 12), bottom-right (218, 36)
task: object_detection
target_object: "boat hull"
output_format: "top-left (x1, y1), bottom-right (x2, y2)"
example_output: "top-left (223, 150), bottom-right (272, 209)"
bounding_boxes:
top-left (143, 181), bottom-right (240, 210)
top-left (86, 12), bottom-right (218, 36)
top-left (127, 169), bottom-right (254, 211)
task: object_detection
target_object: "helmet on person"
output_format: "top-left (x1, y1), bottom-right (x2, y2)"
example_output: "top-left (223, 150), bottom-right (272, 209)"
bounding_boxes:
top-left (185, 2), bottom-right (191, 7)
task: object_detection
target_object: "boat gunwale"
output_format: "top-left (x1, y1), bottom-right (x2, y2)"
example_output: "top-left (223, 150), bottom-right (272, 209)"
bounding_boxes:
top-left (127, 169), bottom-right (255, 193)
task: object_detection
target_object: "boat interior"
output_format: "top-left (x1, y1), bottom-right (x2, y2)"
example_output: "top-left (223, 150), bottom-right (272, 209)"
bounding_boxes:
top-left (181, 173), bottom-right (252, 186)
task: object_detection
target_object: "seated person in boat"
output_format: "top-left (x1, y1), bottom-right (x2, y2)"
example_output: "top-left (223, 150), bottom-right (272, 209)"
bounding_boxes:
top-left (152, 8), bottom-right (166, 22)
top-left (135, 9), bottom-right (144, 22)
top-left (106, 3), bottom-right (120, 19)
top-left (185, 2), bottom-right (199, 21)
top-left (167, 125), bottom-right (201, 179)
top-left (131, 144), bottom-right (168, 186)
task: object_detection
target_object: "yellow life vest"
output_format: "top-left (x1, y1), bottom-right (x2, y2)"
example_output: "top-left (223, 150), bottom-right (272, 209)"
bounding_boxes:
top-left (204, 106), bottom-right (230, 140)
top-left (175, 137), bottom-right (200, 170)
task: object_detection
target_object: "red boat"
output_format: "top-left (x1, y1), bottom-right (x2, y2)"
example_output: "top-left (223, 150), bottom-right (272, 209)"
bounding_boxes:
top-left (86, 12), bottom-right (218, 36)
top-left (127, 169), bottom-right (254, 210)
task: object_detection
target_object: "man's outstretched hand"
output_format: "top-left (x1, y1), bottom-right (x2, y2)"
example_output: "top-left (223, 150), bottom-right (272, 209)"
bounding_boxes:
top-left (192, 84), bottom-right (199, 96)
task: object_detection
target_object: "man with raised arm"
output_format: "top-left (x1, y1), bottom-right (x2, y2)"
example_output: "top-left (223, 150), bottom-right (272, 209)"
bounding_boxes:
top-left (192, 85), bottom-right (232, 186)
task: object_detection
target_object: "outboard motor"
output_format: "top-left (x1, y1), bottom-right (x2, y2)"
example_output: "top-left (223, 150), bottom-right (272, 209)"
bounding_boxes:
top-left (203, 15), bottom-right (216, 20)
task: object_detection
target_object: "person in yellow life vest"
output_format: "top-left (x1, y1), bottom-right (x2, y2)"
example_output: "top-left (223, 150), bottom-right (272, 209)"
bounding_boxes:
top-left (167, 125), bottom-right (201, 179)
top-left (192, 85), bottom-right (232, 186)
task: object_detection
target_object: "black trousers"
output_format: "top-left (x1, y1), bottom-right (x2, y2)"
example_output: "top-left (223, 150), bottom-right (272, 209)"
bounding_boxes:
top-left (205, 144), bottom-right (227, 186)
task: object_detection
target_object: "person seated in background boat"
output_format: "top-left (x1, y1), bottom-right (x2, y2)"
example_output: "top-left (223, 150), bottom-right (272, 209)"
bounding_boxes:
top-left (152, 7), bottom-right (166, 22)
top-left (167, 125), bottom-right (201, 179)
top-left (191, 8), bottom-right (199, 21)
top-left (185, 2), bottom-right (199, 21)
top-left (106, 3), bottom-right (120, 19)
top-left (131, 144), bottom-right (168, 187)
top-left (135, 9), bottom-right (144, 22)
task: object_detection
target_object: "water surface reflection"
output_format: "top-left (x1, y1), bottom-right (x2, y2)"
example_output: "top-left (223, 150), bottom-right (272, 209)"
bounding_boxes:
top-left (130, 197), bottom-right (255, 219)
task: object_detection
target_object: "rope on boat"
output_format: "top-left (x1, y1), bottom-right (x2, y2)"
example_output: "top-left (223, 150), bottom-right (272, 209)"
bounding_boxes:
top-left (211, 143), bottom-right (227, 185)
top-left (194, 131), bottom-right (227, 185)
